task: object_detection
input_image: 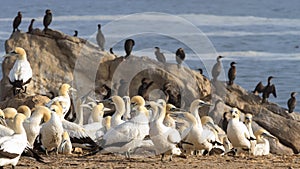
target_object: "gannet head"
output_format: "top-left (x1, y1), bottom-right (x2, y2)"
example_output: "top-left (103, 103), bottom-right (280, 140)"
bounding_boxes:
top-left (131, 95), bottom-right (145, 107)
top-left (59, 83), bottom-right (76, 96)
top-left (244, 113), bottom-right (253, 124)
top-left (230, 108), bottom-right (240, 119)
top-left (17, 105), bottom-right (31, 118)
top-left (3, 107), bottom-right (18, 119)
top-left (9, 47), bottom-right (27, 60)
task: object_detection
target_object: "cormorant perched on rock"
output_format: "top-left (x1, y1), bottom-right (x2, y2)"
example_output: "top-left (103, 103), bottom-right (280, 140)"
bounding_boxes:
top-left (13, 11), bottom-right (22, 33)
top-left (109, 48), bottom-right (114, 54)
top-left (137, 78), bottom-right (154, 100)
top-left (154, 47), bottom-right (166, 63)
top-left (27, 19), bottom-right (35, 33)
top-left (43, 9), bottom-right (52, 30)
top-left (228, 61), bottom-right (237, 85)
top-left (162, 82), bottom-right (181, 108)
top-left (211, 56), bottom-right (224, 81)
top-left (197, 68), bottom-right (203, 75)
top-left (96, 24), bottom-right (105, 51)
top-left (175, 48), bottom-right (185, 68)
top-left (253, 76), bottom-right (277, 103)
top-left (73, 30), bottom-right (78, 37)
top-left (287, 92), bottom-right (297, 113)
top-left (124, 39), bottom-right (135, 58)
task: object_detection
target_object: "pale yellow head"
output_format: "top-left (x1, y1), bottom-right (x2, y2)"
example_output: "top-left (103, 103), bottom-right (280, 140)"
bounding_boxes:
top-left (103, 116), bottom-right (111, 131)
top-left (3, 107), bottom-right (18, 119)
top-left (59, 83), bottom-right (75, 96)
top-left (62, 131), bottom-right (70, 140)
top-left (131, 95), bottom-right (146, 106)
top-left (33, 106), bottom-right (52, 122)
top-left (17, 105), bottom-right (31, 118)
top-left (12, 47), bottom-right (27, 60)
top-left (244, 113), bottom-right (253, 124)
top-left (13, 113), bottom-right (27, 134)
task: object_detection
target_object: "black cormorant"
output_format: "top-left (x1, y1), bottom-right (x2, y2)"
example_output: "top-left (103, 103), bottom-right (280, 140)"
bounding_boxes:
top-left (175, 48), bottom-right (185, 68)
top-left (287, 92), bottom-right (297, 113)
top-left (154, 47), bottom-right (166, 63)
top-left (43, 9), bottom-right (52, 30)
top-left (124, 39), bottom-right (135, 58)
top-left (228, 61), bottom-right (237, 85)
top-left (27, 19), bottom-right (35, 33)
top-left (253, 76), bottom-right (277, 103)
top-left (73, 30), bottom-right (78, 37)
top-left (13, 11), bottom-right (22, 32)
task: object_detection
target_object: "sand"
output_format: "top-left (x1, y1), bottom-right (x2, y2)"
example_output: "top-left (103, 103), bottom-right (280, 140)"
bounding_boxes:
top-left (13, 153), bottom-right (300, 169)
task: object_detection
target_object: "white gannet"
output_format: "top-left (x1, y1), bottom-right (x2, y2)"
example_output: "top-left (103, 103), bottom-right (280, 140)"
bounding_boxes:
top-left (253, 128), bottom-right (278, 156)
top-left (122, 96), bottom-right (131, 121)
top-left (17, 105), bottom-right (31, 119)
top-left (58, 131), bottom-right (72, 155)
top-left (163, 104), bottom-right (177, 129)
top-left (7, 47), bottom-right (33, 95)
top-left (96, 24), bottom-right (105, 51)
top-left (23, 106), bottom-right (51, 147)
top-left (244, 113), bottom-right (256, 154)
top-left (3, 107), bottom-right (18, 130)
top-left (40, 105), bottom-right (64, 155)
top-left (130, 96), bottom-right (149, 119)
top-left (227, 108), bottom-right (253, 155)
top-left (0, 110), bottom-right (14, 137)
top-left (110, 96), bottom-right (126, 128)
top-left (45, 83), bottom-right (76, 118)
top-left (149, 99), bottom-right (182, 161)
top-left (0, 113), bottom-right (27, 168)
top-left (100, 99), bottom-right (150, 158)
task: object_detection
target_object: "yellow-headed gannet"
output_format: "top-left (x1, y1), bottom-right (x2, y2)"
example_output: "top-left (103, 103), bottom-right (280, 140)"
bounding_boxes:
top-left (58, 131), bottom-right (72, 155)
top-left (110, 96), bottom-right (126, 128)
top-left (3, 107), bottom-right (18, 130)
top-left (253, 128), bottom-right (278, 156)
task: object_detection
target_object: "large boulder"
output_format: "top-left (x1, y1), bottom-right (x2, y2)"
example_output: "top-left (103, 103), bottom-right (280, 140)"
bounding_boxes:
top-left (1, 30), bottom-right (300, 155)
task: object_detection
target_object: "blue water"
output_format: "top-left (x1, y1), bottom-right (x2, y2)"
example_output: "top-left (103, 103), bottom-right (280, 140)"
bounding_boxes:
top-left (0, 0), bottom-right (300, 112)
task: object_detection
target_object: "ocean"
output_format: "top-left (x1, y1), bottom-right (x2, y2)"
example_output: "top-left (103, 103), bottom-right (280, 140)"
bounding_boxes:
top-left (0, 0), bottom-right (300, 112)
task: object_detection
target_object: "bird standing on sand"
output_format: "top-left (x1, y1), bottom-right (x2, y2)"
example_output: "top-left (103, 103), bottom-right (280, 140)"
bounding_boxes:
top-left (124, 39), bottom-right (135, 58)
top-left (96, 24), bottom-right (105, 51)
top-left (228, 61), bottom-right (237, 85)
top-left (7, 47), bottom-right (33, 95)
top-left (12, 11), bottom-right (22, 33)
top-left (175, 48), bottom-right (185, 68)
top-left (211, 56), bottom-right (224, 81)
top-left (154, 47), bottom-right (166, 63)
top-left (73, 30), bottom-right (78, 37)
top-left (287, 92), bottom-right (297, 113)
top-left (43, 9), bottom-right (52, 30)
top-left (27, 19), bottom-right (35, 33)
top-left (253, 76), bottom-right (277, 103)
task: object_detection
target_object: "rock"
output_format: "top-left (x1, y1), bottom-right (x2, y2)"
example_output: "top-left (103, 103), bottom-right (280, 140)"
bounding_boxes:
top-left (1, 29), bottom-right (300, 155)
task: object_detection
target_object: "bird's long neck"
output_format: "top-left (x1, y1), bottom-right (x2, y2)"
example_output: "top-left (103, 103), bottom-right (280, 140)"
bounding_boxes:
top-left (190, 105), bottom-right (202, 126)
top-left (14, 118), bottom-right (25, 134)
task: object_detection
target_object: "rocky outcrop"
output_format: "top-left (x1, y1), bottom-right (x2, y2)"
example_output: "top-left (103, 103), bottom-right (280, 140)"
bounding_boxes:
top-left (1, 30), bottom-right (300, 155)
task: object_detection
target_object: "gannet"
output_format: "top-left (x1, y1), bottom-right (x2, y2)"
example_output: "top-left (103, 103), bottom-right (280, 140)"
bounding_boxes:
top-left (149, 100), bottom-right (182, 161)
top-left (122, 96), bottom-right (131, 121)
top-left (0, 113), bottom-right (27, 168)
top-left (130, 95), bottom-right (149, 119)
top-left (17, 105), bottom-right (31, 119)
top-left (109, 96), bottom-right (126, 128)
top-left (0, 109), bottom-right (8, 127)
top-left (58, 131), bottom-right (72, 155)
top-left (40, 105), bottom-right (64, 155)
top-left (3, 107), bottom-right (18, 130)
top-left (227, 108), bottom-right (253, 155)
top-left (23, 106), bottom-right (51, 147)
top-left (99, 100), bottom-right (150, 158)
top-left (45, 83), bottom-right (76, 118)
top-left (244, 113), bottom-right (256, 154)
top-left (7, 47), bottom-right (32, 95)
top-left (96, 24), bottom-right (105, 51)
top-left (163, 104), bottom-right (177, 129)
top-left (12, 11), bottom-right (22, 32)
top-left (211, 55), bottom-right (224, 81)
top-left (253, 128), bottom-right (278, 156)
top-left (228, 61), bottom-right (237, 85)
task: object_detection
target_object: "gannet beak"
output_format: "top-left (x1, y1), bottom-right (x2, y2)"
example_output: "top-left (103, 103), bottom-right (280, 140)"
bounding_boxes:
top-left (69, 87), bottom-right (77, 92)
top-left (103, 108), bottom-right (111, 112)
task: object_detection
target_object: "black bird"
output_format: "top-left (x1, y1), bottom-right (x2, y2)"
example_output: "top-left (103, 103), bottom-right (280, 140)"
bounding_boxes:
top-left (137, 78), bottom-right (154, 100)
top-left (253, 76), bottom-right (277, 103)
top-left (197, 68), bottom-right (203, 75)
top-left (162, 82), bottom-right (181, 108)
top-left (27, 19), bottom-right (35, 33)
top-left (124, 39), bottom-right (135, 58)
top-left (154, 47), bottom-right (166, 63)
top-left (211, 56), bottom-right (224, 81)
top-left (175, 48), bottom-right (185, 68)
top-left (287, 92), bottom-right (297, 113)
top-left (43, 9), bottom-right (52, 30)
top-left (228, 61), bottom-right (237, 85)
top-left (109, 48), bottom-right (114, 54)
top-left (100, 84), bottom-right (111, 100)
top-left (73, 30), bottom-right (78, 37)
top-left (13, 11), bottom-right (22, 33)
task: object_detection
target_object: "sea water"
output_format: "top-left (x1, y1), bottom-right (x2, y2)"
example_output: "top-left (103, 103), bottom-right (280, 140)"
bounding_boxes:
top-left (0, 0), bottom-right (300, 112)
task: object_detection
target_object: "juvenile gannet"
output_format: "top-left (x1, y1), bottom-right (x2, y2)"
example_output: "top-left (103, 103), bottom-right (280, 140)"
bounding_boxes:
top-left (211, 56), bottom-right (224, 81)
top-left (3, 108), bottom-right (18, 130)
top-left (0, 113), bottom-right (27, 168)
top-left (7, 47), bottom-right (33, 95)
top-left (154, 47), bottom-right (166, 63)
top-left (227, 108), bottom-right (254, 155)
top-left (58, 131), bottom-right (72, 155)
top-left (46, 83), bottom-right (76, 118)
top-left (40, 105), bottom-right (64, 155)
top-left (23, 106), bottom-right (51, 147)
top-left (43, 9), bottom-right (52, 30)
top-left (228, 61), bottom-right (237, 85)
top-left (109, 96), bottom-right (126, 128)
top-left (149, 100), bottom-right (182, 161)
top-left (96, 24), bottom-right (105, 51)
top-left (12, 11), bottom-right (22, 32)
top-left (124, 39), bottom-right (135, 58)
top-left (287, 92), bottom-right (297, 113)
top-left (175, 48), bottom-right (185, 69)
top-left (253, 128), bottom-right (278, 156)
top-left (253, 76), bottom-right (277, 103)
